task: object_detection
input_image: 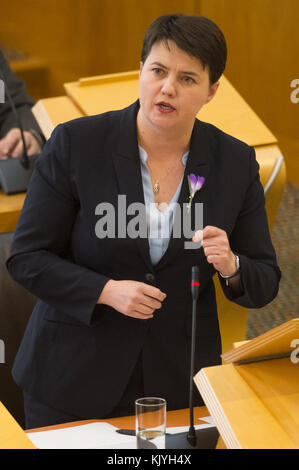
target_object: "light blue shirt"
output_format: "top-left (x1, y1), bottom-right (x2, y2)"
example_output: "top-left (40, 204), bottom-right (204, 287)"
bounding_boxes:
top-left (139, 146), bottom-right (189, 265)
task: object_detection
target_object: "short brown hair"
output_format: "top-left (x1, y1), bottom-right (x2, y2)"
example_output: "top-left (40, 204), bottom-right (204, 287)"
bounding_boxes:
top-left (141, 14), bottom-right (227, 84)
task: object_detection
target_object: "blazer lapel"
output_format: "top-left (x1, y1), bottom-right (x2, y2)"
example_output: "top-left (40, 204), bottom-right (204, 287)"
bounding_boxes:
top-left (112, 101), bottom-right (153, 271)
top-left (111, 104), bottom-right (215, 273)
top-left (155, 119), bottom-right (213, 271)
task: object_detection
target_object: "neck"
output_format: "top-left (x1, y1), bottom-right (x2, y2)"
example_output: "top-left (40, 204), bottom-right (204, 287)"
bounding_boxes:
top-left (137, 109), bottom-right (192, 161)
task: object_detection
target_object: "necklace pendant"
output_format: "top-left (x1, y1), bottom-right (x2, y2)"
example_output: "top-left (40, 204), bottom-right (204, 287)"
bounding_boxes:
top-left (153, 182), bottom-right (159, 194)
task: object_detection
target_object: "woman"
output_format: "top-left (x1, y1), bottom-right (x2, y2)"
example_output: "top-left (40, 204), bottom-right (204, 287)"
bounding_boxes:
top-left (7, 14), bottom-right (280, 429)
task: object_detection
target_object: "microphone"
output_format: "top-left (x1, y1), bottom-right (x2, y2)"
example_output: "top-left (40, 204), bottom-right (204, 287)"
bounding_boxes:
top-left (187, 266), bottom-right (200, 446)
top-left (166, 266), bottom-right (219, 449)
top-left (0, 68), bottom-right (39, 194)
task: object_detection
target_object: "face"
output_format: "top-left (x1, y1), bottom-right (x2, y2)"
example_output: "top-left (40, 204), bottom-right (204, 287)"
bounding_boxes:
top-left (138, 40), bottom-right (219, 136)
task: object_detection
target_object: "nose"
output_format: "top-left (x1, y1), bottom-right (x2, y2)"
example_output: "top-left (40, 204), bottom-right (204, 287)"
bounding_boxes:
top-left (161, 76), bottom-right (176, 97)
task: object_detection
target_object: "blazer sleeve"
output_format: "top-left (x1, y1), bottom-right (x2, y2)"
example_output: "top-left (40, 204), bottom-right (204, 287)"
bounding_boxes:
top-left (6, 123), bottom-right (111, 326)
top-left (218, 146), bottom-right (281, 308)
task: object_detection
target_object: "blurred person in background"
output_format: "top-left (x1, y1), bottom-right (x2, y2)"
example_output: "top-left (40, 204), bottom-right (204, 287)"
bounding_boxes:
top-left (0, 46), bottom-right (45, 160)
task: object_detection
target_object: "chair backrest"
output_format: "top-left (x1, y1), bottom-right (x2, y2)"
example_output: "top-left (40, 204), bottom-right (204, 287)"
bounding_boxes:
top-left (0, 232), bottom-right (36, 428)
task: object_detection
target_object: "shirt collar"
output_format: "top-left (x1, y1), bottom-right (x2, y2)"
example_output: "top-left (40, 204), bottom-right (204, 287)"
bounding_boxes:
top-left (138, 145), bottom-right (189, 167)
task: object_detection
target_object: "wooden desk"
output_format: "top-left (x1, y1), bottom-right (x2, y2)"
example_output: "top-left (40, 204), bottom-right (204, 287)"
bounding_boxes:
top-left (25, 406), bottom-right (210, 435)
top-left (0, 190), bottom-right (25, 233)
top-left (25, 406), bottom-right (225, 449)
top-left (1, 400), bottom-right (219, 450)
top-left (0, 402), bottom-right (220, 449)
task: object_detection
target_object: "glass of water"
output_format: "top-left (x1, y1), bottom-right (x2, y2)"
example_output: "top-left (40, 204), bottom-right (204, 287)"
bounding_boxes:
top-left (135, 397), bottom-right (166, 449)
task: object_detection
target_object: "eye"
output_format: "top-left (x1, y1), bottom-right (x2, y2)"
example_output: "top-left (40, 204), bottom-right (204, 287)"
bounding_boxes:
top-left (182, 76), bottom-right (195, 84)
top-left (152, 67), bottom-right (164, 75)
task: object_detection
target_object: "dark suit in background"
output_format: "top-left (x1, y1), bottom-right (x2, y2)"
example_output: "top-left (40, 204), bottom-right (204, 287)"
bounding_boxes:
top-left (0, 46), bottom-right (44, 144)
top-left (6, 101), bottom-right (281, 420)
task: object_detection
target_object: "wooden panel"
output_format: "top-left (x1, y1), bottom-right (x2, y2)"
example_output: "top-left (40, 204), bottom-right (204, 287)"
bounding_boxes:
top-left (32, 96), bottom-right (83, 140)
top-left (0, 402), bottom-right (36, 449)
top-left (199, 0), bottom-right (299, 184)
top-left (215, 274), bottom-right (249, 355)
top-left (0, 0), bottom-right (198, 99)
top-left (9, 57), bottom-right (50, 101)
top-left (198, 76), bottom-right (276, 146)
top-left (0, 192), bottom-right (25, 233)
top-left (64, 72), bottom-right (276, 146)
top-left (195, 358), bottom-right (299, 449)
top-left (222, 318), bottom-right (299, 364)
top-left (64, 72), bottom-right (140, 117)
top-left (1, 1), bottom-right (297, 182)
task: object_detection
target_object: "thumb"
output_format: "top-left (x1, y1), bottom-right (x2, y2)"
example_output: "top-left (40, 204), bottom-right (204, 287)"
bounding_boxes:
top-left (192, 229), bottom-right (203, 242)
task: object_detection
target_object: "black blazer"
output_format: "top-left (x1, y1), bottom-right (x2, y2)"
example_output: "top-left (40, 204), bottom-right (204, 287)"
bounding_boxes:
top-left (7, 101), bottom-right (280, 418)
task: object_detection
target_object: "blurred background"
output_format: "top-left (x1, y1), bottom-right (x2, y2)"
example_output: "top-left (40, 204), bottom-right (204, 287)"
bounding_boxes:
top-left (0, 0), bottom-right (298, 337)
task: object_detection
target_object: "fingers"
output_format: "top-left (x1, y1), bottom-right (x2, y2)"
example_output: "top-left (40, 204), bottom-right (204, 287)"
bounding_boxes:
top-left (192, 229), bottom-right (203, 243)
top-left (193, 226), bottom-right (225, 245)
top-left (129, 296), bottom-right (164, 319)
top-left (130, 283), bottom-right (166, 319)
top-left (142, 284), bottom-right (167, 303)
top-left (129, 296), bottom-right (163, 320)
top-left (24, 131), bottom-right (42, 156)
top-left (192, 226), bottom-right (235, 274)
top-left (127, 309), bottom-right (154, 320)
top-left (0, 129), bottom-right (41, 159)
top-left (98, 280), bottom-right (167, 321)
top-left (201, 227), bottom-right (229, 260)
top-left (10, 131), bottom-right (42, 157)
top-left (0, 128), bottom-right (20, 159)
top-left (9, 138), bottom-right (24, 158)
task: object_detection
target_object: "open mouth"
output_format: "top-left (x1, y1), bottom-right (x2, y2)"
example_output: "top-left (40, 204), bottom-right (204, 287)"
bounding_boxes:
top-left (156, 102), bottom-right (176, 112)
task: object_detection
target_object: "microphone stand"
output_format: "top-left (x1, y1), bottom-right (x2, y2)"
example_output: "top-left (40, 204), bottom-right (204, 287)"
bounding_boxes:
top-left (0, 68), bottom-right (39, 194)
top-left (166, 266), bottom-right (219, 449)
top-left (186, 266), bottom-right (200, 446)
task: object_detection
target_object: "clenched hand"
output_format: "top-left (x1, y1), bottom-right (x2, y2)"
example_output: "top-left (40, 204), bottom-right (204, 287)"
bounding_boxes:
top-left (98, 280), bottom-right (167, 320)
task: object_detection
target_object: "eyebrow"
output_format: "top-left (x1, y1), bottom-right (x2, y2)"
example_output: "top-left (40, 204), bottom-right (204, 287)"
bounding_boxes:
top-left (150, 61), bottom-right (200, 77)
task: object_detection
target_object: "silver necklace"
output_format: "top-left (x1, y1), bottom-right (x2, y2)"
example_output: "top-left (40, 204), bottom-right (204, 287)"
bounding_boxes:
top-left (147, 158), bottom-right (182, 194)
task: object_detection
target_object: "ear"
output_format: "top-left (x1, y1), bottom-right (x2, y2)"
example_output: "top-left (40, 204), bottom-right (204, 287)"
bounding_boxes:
top-left (205, 81), bottom-right (220, 105)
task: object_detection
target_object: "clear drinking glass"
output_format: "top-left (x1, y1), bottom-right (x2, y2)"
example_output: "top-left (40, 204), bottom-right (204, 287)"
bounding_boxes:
top-left (135, 397), bottom-right (166, 449)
